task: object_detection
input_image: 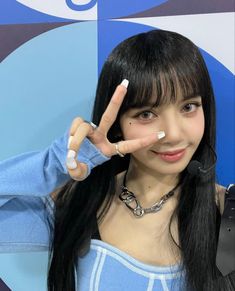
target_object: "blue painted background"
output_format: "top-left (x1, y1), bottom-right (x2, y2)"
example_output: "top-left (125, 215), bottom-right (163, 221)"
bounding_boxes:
top-left (0, 1), bottom-right (234, 290)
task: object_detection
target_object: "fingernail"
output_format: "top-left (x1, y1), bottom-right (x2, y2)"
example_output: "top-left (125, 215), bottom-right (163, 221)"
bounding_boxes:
top-left (121, 79), bottom-right (129, 89)
top-left (67, 136), bottom-right (73, 149)
top-left (66, 158), bottom-right (77, 170)
top-left (66, 150), bottom-right (77, 169)
top-left (157, 131), bottom-right (165, 140)
top-left (67, 149), bottom-right (76, 158)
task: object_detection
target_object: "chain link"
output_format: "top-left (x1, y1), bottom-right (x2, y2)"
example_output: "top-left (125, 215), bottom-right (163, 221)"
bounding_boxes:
top-left (119, 186), bottom-right (175, 218)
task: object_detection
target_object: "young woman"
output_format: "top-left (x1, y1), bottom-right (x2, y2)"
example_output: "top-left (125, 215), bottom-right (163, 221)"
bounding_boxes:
top-left (0, 30), bottom-right (234, 291)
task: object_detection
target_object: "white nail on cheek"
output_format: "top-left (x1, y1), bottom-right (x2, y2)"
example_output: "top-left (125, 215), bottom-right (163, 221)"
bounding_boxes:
top-left (67, 136), bottom-right (73, 149)
top-left (121, 79), bottom-right (129, 89)
top-left (157, 131), bottom-right (165, 140)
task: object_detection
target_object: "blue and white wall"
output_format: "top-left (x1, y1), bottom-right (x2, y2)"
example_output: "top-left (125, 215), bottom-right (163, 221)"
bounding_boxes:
top-left (0, 1), bottom-right (234, 290)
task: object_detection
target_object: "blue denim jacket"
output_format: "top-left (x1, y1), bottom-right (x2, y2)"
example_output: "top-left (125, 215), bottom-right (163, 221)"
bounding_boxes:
top-left (0, 132), bottom-right (109, 251)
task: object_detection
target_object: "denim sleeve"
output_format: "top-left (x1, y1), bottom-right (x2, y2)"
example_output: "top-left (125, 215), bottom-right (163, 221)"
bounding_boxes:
top-left (0, 132), bottom-right (109, 249)
top-left (0, 131), bottom-right (110, 207)
top-left (0, 195), bottom-right (55, 252)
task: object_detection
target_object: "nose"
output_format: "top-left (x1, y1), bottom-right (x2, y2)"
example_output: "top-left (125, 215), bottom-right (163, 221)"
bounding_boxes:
top-left (160, 111), bottom-right (183, 145)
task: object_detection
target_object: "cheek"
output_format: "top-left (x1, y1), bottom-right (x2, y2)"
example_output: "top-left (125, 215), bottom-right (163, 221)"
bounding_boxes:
top-left (121, 120), bottom-right (157, 140)
top-left (188, 111), bottom-right (205, 143)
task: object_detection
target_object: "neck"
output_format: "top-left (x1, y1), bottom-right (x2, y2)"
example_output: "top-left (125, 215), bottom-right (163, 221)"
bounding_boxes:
top-left (124, 159), bottom-right (180, 207)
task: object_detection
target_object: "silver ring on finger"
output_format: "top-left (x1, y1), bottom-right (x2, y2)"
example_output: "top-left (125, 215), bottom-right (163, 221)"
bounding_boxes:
top-left (115, 142), bottom-right (125, 158)
top-left (84, 120), bottom-right (98, 130)
top-left (90, 122), bottom-right (98, 130)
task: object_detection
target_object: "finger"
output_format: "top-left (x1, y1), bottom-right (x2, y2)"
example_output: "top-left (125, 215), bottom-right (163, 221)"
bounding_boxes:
top-left (66, 122), bottom-right (92, 180)
top-left (69, 122), bottom-right (92, 152)
top-left (98, 79), bottom-right (129, 135)
top-left (67, 162), bottom-right (88, 181)
top-left (69, 117), bottom-right (84, 136)
top-left (113, 131), bottom-right (165, 156)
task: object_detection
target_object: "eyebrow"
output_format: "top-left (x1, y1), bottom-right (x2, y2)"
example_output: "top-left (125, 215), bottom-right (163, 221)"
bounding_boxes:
top-left (131, 95), bottom-right (201, 110)
top-left (182, 94), bottom-right (201, 101)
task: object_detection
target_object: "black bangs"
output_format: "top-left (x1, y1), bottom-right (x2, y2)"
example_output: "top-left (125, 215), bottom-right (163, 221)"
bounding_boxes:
top-left (96, 29), bottom-right (212, 141)
top-left (119, 60), bottom-right (202, 115)
top-left (109, 31), bottom-right (204, 115)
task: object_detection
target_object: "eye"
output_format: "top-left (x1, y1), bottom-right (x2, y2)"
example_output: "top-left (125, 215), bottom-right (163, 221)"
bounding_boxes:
top-left (182, 102), bottom-right (201, 113)
top-left (135, 111), bottom-right (156, 121)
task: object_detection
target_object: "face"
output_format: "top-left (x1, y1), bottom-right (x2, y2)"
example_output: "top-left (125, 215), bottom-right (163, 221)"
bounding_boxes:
top-left (119, 95), bottom-right (205, 177)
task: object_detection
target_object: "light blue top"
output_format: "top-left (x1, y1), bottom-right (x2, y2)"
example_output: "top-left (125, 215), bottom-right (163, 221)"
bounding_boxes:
top-left (0, 133), bottom-right (185, 290)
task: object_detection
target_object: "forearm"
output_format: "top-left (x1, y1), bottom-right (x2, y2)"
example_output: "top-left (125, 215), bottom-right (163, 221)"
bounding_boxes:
top-left (0, 131), bottom-right (109, 206)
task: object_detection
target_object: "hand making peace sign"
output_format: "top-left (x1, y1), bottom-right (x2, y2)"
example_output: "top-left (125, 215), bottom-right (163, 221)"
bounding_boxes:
top-left (66, 79), bottom-right (165, 181)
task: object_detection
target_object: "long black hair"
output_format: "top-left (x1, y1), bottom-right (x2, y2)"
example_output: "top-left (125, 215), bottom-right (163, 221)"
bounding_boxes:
top-left (48, 30), bottom-right (229, 290)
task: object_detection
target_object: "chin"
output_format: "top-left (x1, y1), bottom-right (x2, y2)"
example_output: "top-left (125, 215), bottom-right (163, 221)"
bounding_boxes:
top-left (147, 159), bottom-right (190, 176)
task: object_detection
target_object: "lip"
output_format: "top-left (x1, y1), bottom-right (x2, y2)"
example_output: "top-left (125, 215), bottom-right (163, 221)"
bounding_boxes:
top-left (151, 148), bottom-right (186, 162)
top-left (157, 149), bottom-right (186, 155)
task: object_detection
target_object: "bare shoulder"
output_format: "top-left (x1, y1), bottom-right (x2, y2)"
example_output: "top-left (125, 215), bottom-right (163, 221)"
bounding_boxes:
top-left (215, 184), bottom-right (226, 214)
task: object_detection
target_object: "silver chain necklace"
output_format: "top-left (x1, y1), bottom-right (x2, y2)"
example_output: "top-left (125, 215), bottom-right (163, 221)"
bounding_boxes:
top-left (119, 172), bottom-right (177, 218)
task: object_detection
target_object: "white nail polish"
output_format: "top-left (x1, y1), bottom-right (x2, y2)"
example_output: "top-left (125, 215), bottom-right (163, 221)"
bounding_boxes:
top-left (157, 131), bottom-right (165, 140)
top-left (121, 79), bottom-right (129, 89)
top-left (67, 136), bottom-right (73, 149)
top-left (67, 149), bottom-right (76, 159)
top-left (66, 158), bottom-right (77, 170)
top-left (66, 150), bottom-right (77, 169)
